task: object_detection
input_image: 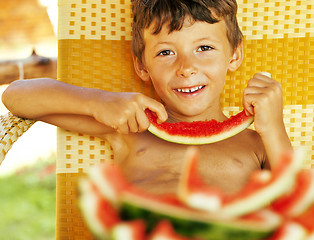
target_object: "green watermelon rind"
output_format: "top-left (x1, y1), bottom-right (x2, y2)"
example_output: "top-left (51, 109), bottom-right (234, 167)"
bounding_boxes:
top-left (218, 149), bottom-right (306, 218)
top-left (148, 113), bottom-right (254, 145)
top-left (119, 191), bottom-right (281, 240)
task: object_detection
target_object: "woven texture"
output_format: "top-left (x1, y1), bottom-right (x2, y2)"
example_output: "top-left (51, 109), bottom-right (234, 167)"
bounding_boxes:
top-left (56, 0), bottom-right (314, 239)
top-left (0, 113), bottom-right (35, 166)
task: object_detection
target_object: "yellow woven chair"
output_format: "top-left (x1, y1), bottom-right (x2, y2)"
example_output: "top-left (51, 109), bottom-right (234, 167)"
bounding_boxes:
top-left (0, 0), bottom-right (313, 239)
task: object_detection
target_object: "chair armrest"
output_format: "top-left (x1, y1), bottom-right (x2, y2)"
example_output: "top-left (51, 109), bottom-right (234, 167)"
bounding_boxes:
top-left (0, 112), bottom-right (36, 165)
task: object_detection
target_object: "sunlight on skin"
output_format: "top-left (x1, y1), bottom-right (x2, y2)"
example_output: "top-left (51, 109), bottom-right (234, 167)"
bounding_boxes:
top-left (0, 86), bottom-right (57, 176)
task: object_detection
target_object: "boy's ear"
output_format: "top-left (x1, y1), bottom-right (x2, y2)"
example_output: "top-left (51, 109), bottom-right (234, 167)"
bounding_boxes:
top-left (132, 54), bottom-right (150, 81)
top-left (228, 42), bottom-right (244, 72)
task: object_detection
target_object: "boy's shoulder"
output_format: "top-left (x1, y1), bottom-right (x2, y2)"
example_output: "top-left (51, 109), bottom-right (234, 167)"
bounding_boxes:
top-left (231, 128), bottom-right (268, 168)
top-left (101, 132), bottom-right (130, 164)
top-left (232, 128), bottom-right (265, 151)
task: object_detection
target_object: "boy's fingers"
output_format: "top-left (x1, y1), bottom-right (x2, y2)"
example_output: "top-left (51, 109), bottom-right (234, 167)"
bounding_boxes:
top-left (143, 98), bottom-right (168, 123)
top-left (136, 109), bottom-right (150, 132)
top-left (244, 108), bottom-right (253, 116)
top-left (243, 99), bottom-right (254, 116)
top-left (243, 91), bottom-right (261, 116)
top-left (127, 117), bottom-right (139, 133)
top-left (247, 79), bottom-right (270, 88)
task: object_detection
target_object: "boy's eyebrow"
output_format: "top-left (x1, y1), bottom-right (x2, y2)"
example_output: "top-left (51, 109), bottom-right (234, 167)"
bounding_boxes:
top-left (152, 37), bottom-right (220, 48)
top-left (149, 41), bottom-right (174, 50)
top-left (154, 41), bottom-right (172, 45)
top-left (193, 37), bottom-right (220, 44)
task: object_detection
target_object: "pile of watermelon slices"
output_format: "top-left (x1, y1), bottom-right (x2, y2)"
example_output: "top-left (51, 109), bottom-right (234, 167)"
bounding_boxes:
top-left (78, 147), bottom-right (314, 240)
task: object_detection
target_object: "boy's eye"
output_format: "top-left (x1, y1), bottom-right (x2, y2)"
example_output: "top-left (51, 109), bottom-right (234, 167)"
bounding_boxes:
top-left (157, 50), bottom-right (174, 56)
top-left (197, 45), bottom-right (213, 52)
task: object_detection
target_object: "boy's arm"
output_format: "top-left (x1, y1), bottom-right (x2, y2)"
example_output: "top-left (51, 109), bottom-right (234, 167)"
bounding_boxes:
top-left (2, 78), bottom-right (167, 136)
top-left (243, 73), bottom-right (292, 168)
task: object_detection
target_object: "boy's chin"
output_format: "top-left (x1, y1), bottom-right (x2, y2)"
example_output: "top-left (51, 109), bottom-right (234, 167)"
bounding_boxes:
top-left (167, 105), bottom-right (208, 120)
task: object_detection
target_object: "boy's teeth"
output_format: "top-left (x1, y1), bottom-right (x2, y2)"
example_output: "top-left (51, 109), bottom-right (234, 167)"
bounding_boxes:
top-left (176, 86), bottom-right (204, 93)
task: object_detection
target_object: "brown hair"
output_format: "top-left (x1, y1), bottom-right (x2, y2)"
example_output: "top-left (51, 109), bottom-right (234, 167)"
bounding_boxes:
top-left (132, 0), bottom-right (243, 62)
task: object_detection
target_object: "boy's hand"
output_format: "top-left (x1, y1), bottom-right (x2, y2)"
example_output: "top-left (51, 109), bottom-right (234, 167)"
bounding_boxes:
top-left (243, 73), bottom-right (284, 137)
top-left (91, 92), bottom-right (167, 134)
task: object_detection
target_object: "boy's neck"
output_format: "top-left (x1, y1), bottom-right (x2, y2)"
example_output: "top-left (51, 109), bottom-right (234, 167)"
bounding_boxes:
top-left (165, 105), bottom-right (227, 123)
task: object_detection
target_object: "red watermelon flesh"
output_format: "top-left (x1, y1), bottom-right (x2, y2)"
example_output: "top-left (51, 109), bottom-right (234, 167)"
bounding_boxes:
top-left (97, 193), bottom-right (121, 230)
top-left (178, 148), bottom-right (305, 218)
top-left (293, 204), bottom-right (314, 232)
top-left (145, 109), bottom-right (254, 145)
top-left (271, 169), bottom-right (314, 217)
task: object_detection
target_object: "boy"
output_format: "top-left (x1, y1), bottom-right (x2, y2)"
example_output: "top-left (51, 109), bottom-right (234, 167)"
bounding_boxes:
top-left (2, 0), bottom-right (292, 195)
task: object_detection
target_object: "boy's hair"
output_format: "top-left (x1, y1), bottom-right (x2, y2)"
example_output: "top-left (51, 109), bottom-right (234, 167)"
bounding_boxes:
top-left (132, 0), bottom-right (243, 63)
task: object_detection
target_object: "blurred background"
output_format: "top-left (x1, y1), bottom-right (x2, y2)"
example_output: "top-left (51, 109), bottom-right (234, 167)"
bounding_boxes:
top-left (0, 0), bottom-right (58, 239)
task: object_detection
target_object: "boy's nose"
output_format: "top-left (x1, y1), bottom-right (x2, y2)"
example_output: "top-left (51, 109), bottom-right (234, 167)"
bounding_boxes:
top-left (176, 56), bottom-right (197, 78)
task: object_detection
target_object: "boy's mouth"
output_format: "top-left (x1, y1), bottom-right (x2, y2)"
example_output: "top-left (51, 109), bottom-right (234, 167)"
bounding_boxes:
top-left (174, 85), bottom-right (205, 93)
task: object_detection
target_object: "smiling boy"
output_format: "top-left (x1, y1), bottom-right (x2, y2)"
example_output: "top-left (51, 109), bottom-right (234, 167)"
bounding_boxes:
top-left (2, 0), bottom-right (292, 195)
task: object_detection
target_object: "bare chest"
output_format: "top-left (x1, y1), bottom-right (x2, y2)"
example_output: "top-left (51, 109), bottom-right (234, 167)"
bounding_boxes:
top-left (115, 132), bottom-right (262, 195)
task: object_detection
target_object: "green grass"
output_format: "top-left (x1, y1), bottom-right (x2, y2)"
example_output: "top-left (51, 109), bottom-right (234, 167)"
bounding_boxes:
top-left (0, 157), bottom-right (56, 240)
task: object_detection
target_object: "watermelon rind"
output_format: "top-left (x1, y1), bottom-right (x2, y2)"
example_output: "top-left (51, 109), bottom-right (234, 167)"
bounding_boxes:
top-left (184, 192), bottom-right (222, 212)
top-left (147, 111), bottom-right (254, 145)
top-left (268, 222), bottom-right (309, 240)
top-left (148, 116), bottom-right (253, 145)
top-left (307, 232), bottom-right (314, 240)
top-left (119, 191), bottom-right (281, 240)
top-left (78, 179), bottom-right (110, 240)
top-left (148, 220), bottom-right (191, 240)
top-left (111, 222), bottom-right (144, 240)
top-left (283, 223), bottom-right (308, 240)
top-left (88, 166), bottom-right (119, 204)
top-left (218, 149), bottom-right (306, 218)
top-left (288, 170), bottom-right (314, 216)
top-left (111, 224), bottom-right (133, 240)
top-left (114, 220), bottom-right (146, 240)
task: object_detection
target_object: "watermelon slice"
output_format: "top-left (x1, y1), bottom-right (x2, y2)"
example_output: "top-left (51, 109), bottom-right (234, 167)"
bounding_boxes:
top-left (271, 169), bottom-right (314, 217)
top-left (81, 160), bottom-right (281, 240)
top-left (78, 146), bottom-right (314, 240)
top-left (78, 179), bottom-right (121, 239)
top-left (145, 109), bottom-right (254, 145)
top-left (178, 147), bottom-right (305, 218)
top-left (87, 163), bottom-right (130, 204)
top-left (119, 190), bottom-right (281, 240)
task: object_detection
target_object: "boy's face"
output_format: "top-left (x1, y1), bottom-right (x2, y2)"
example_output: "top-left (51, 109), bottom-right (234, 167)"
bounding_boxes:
top-left (135, 18), bottom-right (243, 120)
